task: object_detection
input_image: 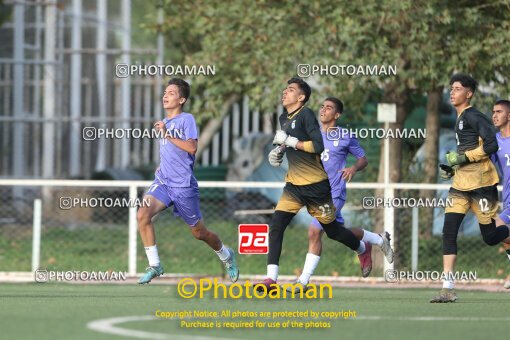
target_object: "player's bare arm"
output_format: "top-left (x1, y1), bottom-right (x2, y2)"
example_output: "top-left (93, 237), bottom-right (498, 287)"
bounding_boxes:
top-left (340, 156), bottom-right (368, 182)
top-left (153, 120), bottom-right (198, 155)
top-left (166, 138), bottom-right (197, 155)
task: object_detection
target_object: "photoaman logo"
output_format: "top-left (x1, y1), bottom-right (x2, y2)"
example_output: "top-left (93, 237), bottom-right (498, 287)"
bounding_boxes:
top-left (177, 278), bottom-right (333, 299)
top-left (238, 224), bottom-right (268, 254)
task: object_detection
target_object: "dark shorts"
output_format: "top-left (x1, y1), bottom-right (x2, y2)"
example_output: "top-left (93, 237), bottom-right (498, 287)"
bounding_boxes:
top-left (310, 197), bottom-right (345, 228)
top-left (445, 185), bottom-right (498, 224)
top-left (275, 179), bottom-right (336, 224)
top-left (145, 177), bottom-right (202, 226)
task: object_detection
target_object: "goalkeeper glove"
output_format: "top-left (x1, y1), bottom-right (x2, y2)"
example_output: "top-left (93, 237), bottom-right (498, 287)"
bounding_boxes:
top-left (272, 130), bottom-right (299, 149)
top-left (268, 146), bottom-right (285, 167)
top-left (446, 151), bottom-right (469, 166)
top-left (439, 164), bottom-right (456, 181)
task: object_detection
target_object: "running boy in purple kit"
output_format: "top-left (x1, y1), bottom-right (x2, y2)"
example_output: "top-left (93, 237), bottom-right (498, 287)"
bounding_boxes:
top-left (491, 99), bottom-right (510, 289)
top-left (136, 78), bottom-right (239, 284)
top-left (293, 97), bottom-right (394, 288)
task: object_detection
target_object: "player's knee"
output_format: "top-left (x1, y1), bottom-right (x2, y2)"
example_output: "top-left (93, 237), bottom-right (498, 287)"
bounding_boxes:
top-left (482, 234), bottom-right (499, 246)
top-left (308, 226), bottom-right (322, 241)
top-left (442, 222), bottom-right (458, 239)
top-left (191, 227), bottom-right (207, 241)
top-left (481, 227), bottom-right (499, 246)
top-left (269, 211), bottom-right (294, 239)
top-left (320, 221), bottom-right (359, 251)
top-left (442, 213), bottom-right (463, 255)
top-left (308, 226), bottom-right (322, 245)
top-left (323, 228), bottom-right (338, 240)
top-left (443, 224), bottom-right (457, 255)
top-left (479, 221), bottom-right (506, 246)
top-left (136, 208), bottom-right (152, 227)
top-left (321, 222), bottom-right (342, 240)
top-left (268, 226), bottom-right (285, 242)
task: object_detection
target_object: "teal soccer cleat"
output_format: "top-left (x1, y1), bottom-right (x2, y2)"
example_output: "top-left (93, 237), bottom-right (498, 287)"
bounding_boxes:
top-left (224, 248), bottom-right (239, 282)
top-left (138, 265), bottom-right (164, 284)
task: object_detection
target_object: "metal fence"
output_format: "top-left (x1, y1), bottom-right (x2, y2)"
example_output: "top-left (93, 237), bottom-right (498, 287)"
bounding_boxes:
top-left (0, 1), bottom-right (280, 180)
top-left (1, 180), bottom-right (508, 280)
top-left (0, 0), bottom-right (165, 179)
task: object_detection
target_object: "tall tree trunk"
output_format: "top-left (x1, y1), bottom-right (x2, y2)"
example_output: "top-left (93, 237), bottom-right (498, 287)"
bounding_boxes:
top-left (196, 94), bottom-right (240, 159)
top-left (419, 86), bottom-right (443, 239)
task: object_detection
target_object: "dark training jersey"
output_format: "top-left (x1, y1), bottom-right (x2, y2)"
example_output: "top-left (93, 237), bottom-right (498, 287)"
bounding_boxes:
top-left (452, 106), bottom-right (499, 191)
top-left (279, 106), bottom-right (328, 186)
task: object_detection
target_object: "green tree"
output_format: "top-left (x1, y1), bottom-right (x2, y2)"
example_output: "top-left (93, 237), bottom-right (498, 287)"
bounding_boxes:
top-left (154, 0), bottom-right (510, 266)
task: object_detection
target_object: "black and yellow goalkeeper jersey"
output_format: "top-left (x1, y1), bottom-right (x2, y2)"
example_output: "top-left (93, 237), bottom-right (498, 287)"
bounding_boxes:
top-left (452, 106), bottom-right (499, 191)
top-left (279, 106), bottom-right (328, 186)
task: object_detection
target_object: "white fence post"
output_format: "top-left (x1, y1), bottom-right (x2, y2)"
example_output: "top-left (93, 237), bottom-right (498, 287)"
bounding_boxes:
top-left (32, 199), bottom-right (42, 272)
top-left (128, 185), bottom-right (138, 276)
top-left (378, 104), bottom-right (397, 273)
top-left (383, 123), bottom-right (395, 272)
top-left (411, 207), bottom-right (419, 271)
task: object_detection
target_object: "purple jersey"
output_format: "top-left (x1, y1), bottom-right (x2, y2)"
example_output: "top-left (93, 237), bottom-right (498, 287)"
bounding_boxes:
top-left (155, 112), bottom-right (198, 187)
top-left (320, 127), bottom-right (365, 200)
top-left (493, 132), bottom-right (510, 208)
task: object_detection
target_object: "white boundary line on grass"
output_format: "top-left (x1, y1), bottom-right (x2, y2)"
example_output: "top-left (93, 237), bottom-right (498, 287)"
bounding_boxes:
top-left (86, 315), bottom-right (238, 340)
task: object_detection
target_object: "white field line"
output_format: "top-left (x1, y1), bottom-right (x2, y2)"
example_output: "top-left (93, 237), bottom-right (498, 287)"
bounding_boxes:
top-left (86, 313), bottom-right (510, 340)
top-left (86, 315), bottom-right (239, 340)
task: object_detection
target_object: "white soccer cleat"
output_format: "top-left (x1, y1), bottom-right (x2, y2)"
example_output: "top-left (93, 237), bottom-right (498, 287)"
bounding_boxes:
top-left (504, 279), bottom-right (510, 289)
top-left (380, 232), bottom-right (394, 264)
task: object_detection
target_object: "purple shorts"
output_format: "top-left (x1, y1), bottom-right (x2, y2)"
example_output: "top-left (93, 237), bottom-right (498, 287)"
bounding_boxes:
top-left (499, 205), bottom-right (510, 225)
top-left (145, 177), bottom-right (202, 226)
top-left (310, 197), bottom-right (345, 229)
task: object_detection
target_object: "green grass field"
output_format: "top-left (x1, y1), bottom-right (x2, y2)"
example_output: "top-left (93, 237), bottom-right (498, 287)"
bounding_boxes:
top-left (1, 283), bottom-right (509, 340)
top-left (2, 216), bottom-right (508, 279)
